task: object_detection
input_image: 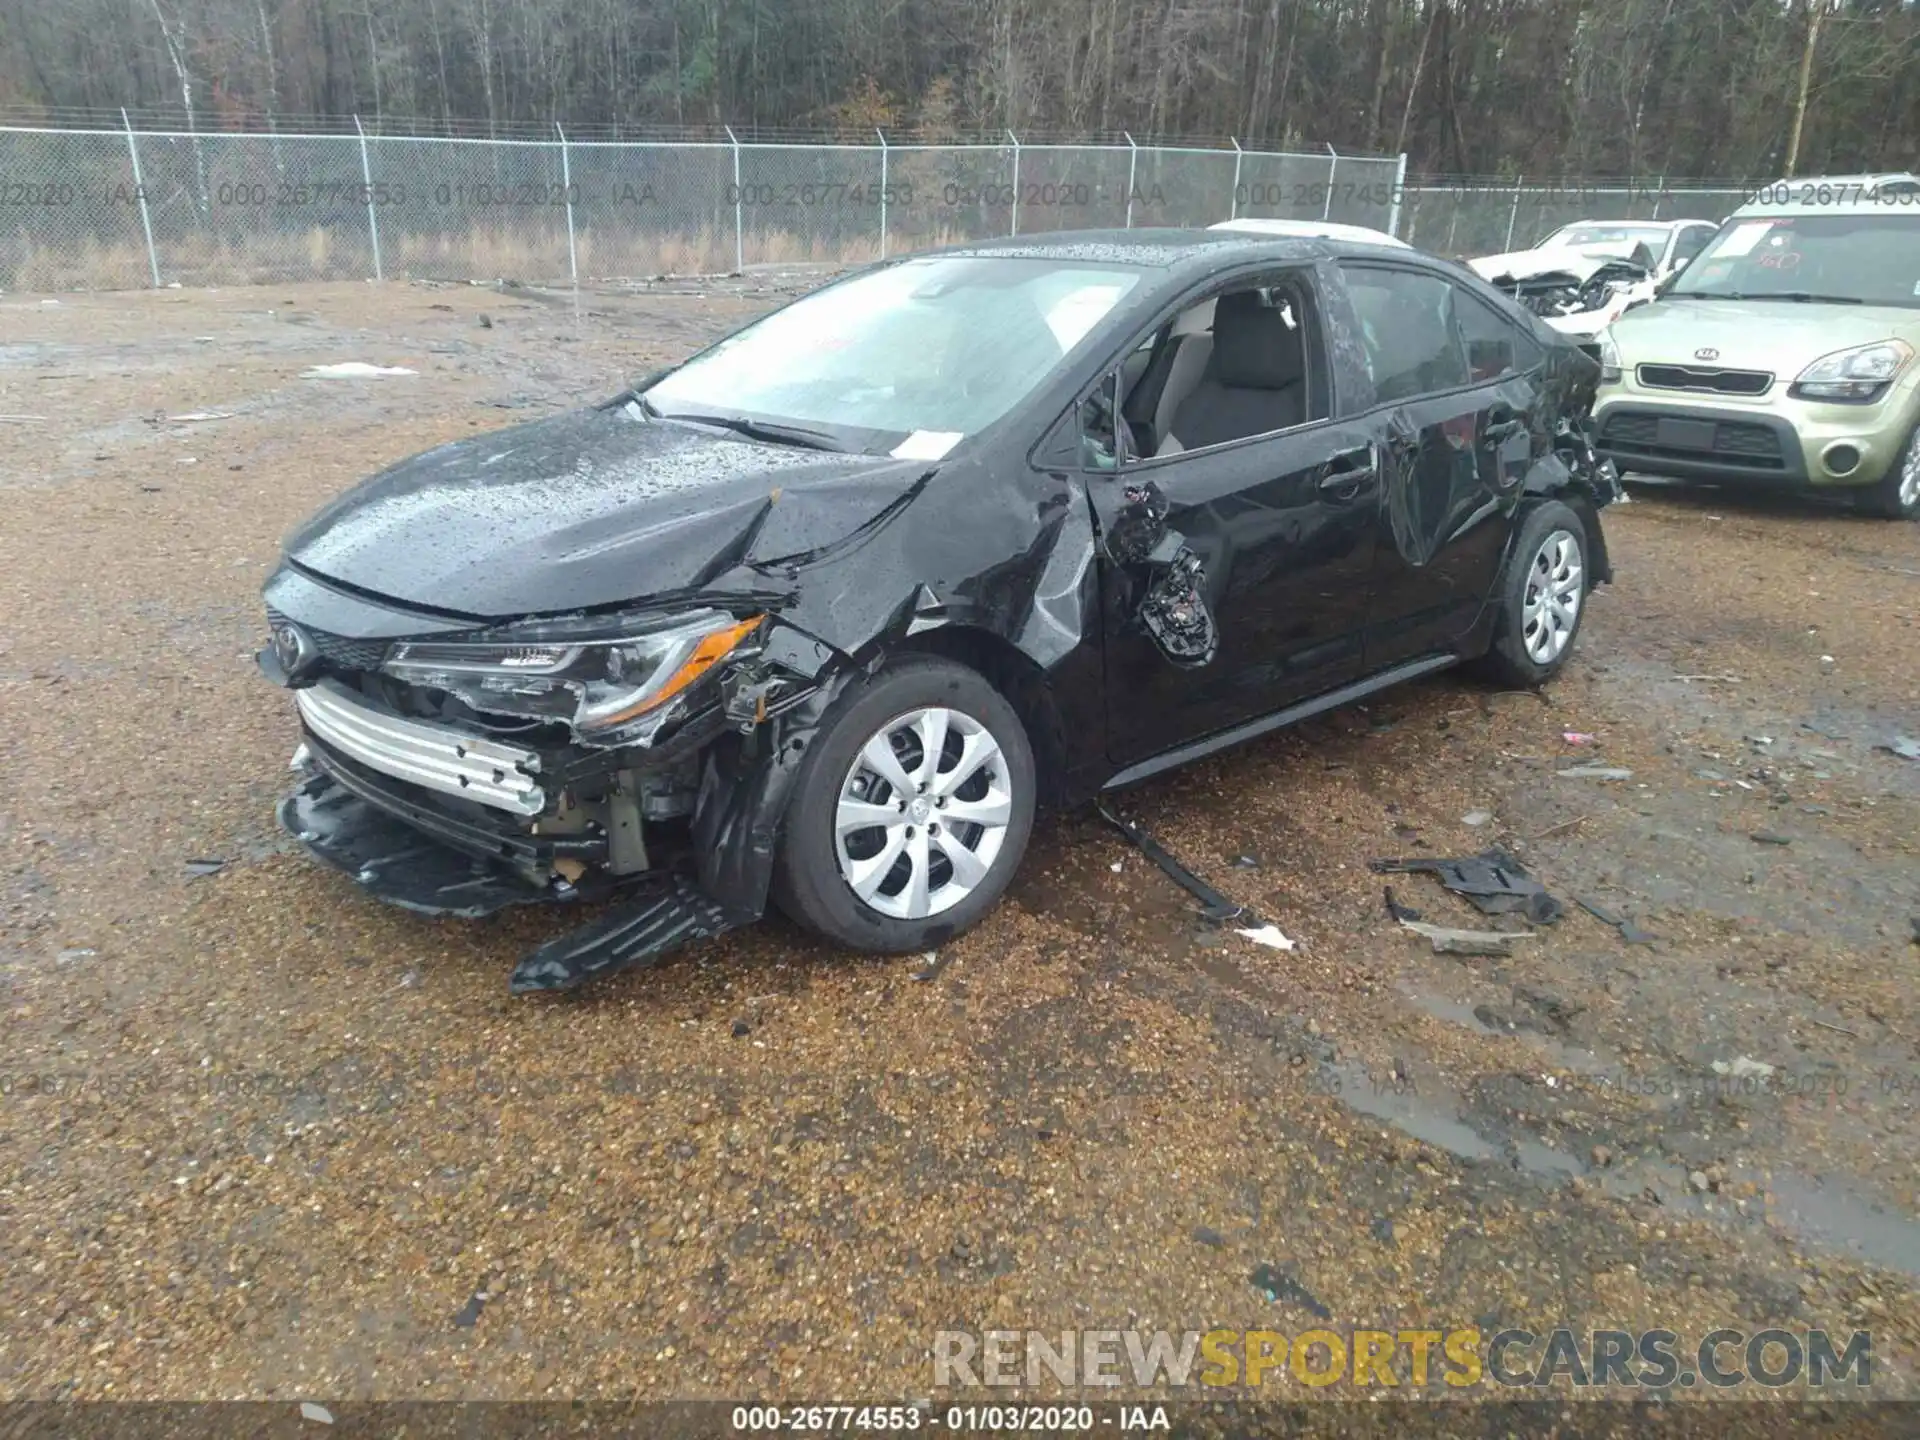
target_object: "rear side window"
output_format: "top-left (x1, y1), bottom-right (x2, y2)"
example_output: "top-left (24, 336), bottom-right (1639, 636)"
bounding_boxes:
top-left (1342, 268), bottom-right (1469, 402)
top-left (1453, 286), bottom-right (1543, 380)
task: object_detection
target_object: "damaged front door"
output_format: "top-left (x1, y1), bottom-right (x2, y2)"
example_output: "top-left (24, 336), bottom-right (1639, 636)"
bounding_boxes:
top-left (1084, 272), bottom-right (1380, 768)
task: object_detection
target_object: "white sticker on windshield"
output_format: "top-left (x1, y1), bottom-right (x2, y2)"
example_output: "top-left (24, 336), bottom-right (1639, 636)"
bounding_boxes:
top-left (890, 430), bottom-right (963, 460)
top-left (1715, 221), bottom-right (1774, 257)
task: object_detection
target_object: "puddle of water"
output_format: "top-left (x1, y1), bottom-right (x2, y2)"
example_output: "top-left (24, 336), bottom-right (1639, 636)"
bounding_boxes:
top-left (1326, 1060), bottom-right (1499, 1161)
top-left (1397, 981), bottom-right (1610, 1075)
top-left (1513, 1138), bottom-right (1587, 1178)
top-left (1759, 1170), bottom-right (1920, 1279)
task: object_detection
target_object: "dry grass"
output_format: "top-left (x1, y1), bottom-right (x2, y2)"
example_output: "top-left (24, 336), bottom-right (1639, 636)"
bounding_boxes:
top-left (2, 217), bottom-right (1007, 292)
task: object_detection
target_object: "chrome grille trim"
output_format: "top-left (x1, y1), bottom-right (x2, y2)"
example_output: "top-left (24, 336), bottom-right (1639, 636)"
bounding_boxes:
top-left (295, 678), bottom-right (545, 816)
top-left (1635, 363), bottom-right (1774, 396)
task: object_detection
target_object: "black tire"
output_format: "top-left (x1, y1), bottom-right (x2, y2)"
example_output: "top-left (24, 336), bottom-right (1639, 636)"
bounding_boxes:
top-left (770, 655), bottom-right (1036, 953)
top-left (1850, 423), bottom-right (1920, 520)
top-left (1473, 499), bottom-right (1591, 688)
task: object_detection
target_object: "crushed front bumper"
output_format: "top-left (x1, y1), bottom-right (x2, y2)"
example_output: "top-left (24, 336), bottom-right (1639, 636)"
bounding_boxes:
top-left (277, 676), bottom-right (747, 993)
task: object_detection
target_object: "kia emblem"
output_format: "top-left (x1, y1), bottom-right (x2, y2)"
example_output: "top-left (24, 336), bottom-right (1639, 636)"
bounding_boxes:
top-left (1694, 347), bottom-right (1720, 361)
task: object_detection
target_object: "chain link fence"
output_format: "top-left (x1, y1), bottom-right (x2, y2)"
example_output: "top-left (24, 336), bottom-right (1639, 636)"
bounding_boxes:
top-left (0, 119), bottom-right (1760, 291)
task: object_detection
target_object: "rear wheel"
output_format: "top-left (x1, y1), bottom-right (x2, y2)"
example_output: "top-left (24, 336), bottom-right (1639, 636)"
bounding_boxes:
top-left (1852, 423), bottom-right (1920, 520)
top-left (1474, 500), bottom-right (1590, 688)
top-left (771, 656), bottom-right (1035, 952)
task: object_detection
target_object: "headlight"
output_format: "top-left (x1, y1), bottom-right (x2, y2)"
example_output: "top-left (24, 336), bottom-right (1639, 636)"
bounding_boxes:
top-left (1596, 329), bottom-right (1622, 384)
top-left (383, 609), bottom-right (762, 745)
top-left (1790, 339), bottom-right (1913, 402)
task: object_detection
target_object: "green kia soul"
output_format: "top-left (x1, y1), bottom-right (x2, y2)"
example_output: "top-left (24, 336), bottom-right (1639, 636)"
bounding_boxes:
top-left (1592, 173), bottom-right (1920, 518)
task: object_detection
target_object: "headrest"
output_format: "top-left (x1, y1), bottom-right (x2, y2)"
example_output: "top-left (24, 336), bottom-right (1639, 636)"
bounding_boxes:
top-left (1207, 290), bottom-right (1305, 390)
top-left (1170, 299), bottom-right (1215, 337)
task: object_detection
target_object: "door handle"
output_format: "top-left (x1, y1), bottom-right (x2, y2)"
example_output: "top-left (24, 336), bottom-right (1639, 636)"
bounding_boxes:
top-left (1319, 445), bottom-right (1377, 496)
top-left (1483, 410), bottom-right (1526, 444)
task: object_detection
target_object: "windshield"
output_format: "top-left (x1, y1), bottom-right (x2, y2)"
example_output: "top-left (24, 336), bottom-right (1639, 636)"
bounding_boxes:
top-left (1670, 213), bottom-right (1920, 307)
top-left (1539, 224), bottom-right (1670, 257)
top-left (641, 256), bottom-right (1143, 454)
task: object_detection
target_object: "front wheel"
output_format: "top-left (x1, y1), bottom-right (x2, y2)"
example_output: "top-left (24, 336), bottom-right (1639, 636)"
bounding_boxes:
top-left (771, 656), bottom-right (1036, 952)
top-left (1474, 500), bottom-right (1590, 688)
top-left (1851, 423), bottom-right (1920, 520)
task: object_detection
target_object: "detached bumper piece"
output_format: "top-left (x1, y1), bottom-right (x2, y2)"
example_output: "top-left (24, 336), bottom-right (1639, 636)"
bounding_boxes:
top-left (507, 877), bottom-right (743, 994)
top-left (280, 771), bottom-right (747, 993)
top-left (280, 772), bottom-right (566, 919)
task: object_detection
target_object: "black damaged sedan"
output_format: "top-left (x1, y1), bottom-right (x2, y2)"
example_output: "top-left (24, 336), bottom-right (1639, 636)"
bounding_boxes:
top-left (258, 227), bottom-right (1621, 992)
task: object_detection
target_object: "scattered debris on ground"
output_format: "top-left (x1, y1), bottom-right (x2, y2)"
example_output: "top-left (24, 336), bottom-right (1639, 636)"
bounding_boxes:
top-left (1249, 1264), bottom-right (1333, 1319)
top-left (1399, 919), bottom-right (1532, 957)
top-left (1556, 763), bottom-right (1634, 781)
top-left (300, 362), bottom-right (418, 379)
top-left (1370, 849), bottom-right (1564, 924)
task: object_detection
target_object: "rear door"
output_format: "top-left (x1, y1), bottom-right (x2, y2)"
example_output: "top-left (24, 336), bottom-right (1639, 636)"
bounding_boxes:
top-left (1336, 263), bottom-right (1545, 668)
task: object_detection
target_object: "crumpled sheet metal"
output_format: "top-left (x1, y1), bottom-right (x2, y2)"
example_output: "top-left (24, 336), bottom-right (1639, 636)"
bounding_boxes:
top-left (1101, 479), bottom-right (1220, 668)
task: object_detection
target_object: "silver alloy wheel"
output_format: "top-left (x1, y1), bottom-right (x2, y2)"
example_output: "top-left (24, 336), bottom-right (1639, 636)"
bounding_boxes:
top-left (833, 706), bottom-right (1014, 920)
top-left (1521, 529), bottom-right (1584, 665)
top-left (1900, 437), bottom-right (1920, 510)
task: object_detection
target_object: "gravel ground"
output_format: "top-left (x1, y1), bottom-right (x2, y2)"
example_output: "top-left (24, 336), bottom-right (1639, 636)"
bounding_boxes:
top-left (1, 276), bottom-right (1917, 1403)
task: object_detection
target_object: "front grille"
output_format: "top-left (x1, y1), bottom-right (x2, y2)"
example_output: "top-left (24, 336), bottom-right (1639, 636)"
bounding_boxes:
top-left (1636, 364), bottom-right (1773, 396)
top-left (266, 607), bottom-right (392, 671)
top-left (1600, 413), bottom-right (1786, 470)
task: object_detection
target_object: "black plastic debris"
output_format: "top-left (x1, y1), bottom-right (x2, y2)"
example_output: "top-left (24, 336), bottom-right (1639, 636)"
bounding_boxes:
top-left (1096, 802), bottom-right (1246, 923)
top-left (1192, 1226), bottom-right (1226, 1248)
top-left (451, 1291), bottom-right (487, 1328)
top-left (508, 877), bottom-right (742, 994)
top-left (1576, 895), bottom-right (1658, 946)
top-left (1383, 886), bottom-right (1422, 923)
top-left (1370, 849), bottom-right (1564, 925)
top-left (1249, 1264), bottom-right (1331, 1320)
top-left (912, 950), bottom-right (957, 982)
top-left (280, 776), bottom-right (584, 919)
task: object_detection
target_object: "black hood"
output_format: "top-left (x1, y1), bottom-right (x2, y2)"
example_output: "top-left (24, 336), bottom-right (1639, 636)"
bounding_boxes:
top-left (282, 402), bottom-right (931, 618)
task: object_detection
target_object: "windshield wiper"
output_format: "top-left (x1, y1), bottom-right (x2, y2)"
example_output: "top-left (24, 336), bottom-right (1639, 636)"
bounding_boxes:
top-left (1741, 291), bottom-right (1864, 305)
top-left (1680, 289), bottom-right (1864, 305)
top-left (650, 410), bottom-right (847, 452)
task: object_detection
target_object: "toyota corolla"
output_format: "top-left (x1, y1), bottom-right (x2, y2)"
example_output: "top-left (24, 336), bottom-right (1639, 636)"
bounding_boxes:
top-left (258, 227), bottom-right (1620, 992)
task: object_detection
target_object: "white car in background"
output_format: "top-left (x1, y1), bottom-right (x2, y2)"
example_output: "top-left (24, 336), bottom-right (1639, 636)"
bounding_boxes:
top-left (1470, 220), bottom-right (1720, 349)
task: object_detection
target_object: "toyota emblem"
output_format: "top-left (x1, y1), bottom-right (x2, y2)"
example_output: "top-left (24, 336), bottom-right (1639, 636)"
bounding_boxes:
top-left (271, 621), bottom-right (320, 684)
top-left (1693, 347), bottom-right (1720, 362)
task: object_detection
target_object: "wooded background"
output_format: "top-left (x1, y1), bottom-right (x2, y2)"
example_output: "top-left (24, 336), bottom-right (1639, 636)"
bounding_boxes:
top-left (1, 0), bottom-right (1914, 177)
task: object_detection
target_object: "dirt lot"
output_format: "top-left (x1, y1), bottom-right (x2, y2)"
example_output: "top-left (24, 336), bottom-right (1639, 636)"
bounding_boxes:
top-left (2, 277), bottom-right (1918, 1404)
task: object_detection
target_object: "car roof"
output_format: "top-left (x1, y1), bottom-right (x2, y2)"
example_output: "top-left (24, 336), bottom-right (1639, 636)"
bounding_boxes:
top-left (1206, 217), bottom-right (1411, 247)
top-left (917, 226), bottom-right (1422, 272)
top-left (1734, 172), bottom-right (1920, 217)
top-left (1542, 219), bottom-right (1690, 232)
